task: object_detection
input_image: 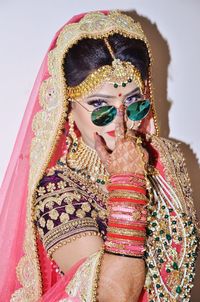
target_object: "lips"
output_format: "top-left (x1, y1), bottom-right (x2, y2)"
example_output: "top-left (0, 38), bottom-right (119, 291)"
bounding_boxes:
top-left (106, 130), bottom-right (115, 137)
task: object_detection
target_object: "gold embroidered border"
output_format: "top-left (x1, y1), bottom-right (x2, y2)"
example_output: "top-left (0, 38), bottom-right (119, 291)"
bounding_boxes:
top-left (48, 231), bottom-right (101, 258)
top-left (151, 135), bottom-right (199, 232)
top-left (43, 218), bottom-right (99, 256)
top-left (58, 168), bottom-right (108, 213)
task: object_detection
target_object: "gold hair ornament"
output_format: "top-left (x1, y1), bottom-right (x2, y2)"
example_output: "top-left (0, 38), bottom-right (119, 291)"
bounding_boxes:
top-left (67, 38), bottom-right (144, 100)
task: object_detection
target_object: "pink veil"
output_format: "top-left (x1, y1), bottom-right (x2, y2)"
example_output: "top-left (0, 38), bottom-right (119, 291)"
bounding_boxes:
top-left (0, 11), bottom-right (109, 301)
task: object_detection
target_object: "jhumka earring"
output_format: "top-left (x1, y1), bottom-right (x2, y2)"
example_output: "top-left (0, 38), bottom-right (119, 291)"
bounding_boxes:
top-left (66, 112), bottom-right (79, 152)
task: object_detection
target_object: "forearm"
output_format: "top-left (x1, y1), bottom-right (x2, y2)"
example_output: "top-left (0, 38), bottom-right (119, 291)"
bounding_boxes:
top-left (97, 253), bottom-right (145, 302)
top-left (97, 173), bottom-right (148, 302)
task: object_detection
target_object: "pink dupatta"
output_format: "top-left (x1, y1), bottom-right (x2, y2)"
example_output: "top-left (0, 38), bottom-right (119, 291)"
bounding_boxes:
top-left (0, 11), bottom-right (109, 301)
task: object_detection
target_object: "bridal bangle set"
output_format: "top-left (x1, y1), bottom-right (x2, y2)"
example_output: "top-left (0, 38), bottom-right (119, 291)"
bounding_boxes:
top-left (105, 173), bottom-right (148, 258)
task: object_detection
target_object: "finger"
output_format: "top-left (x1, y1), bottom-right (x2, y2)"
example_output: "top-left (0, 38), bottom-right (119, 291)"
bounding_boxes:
top-left (115, 105), bottom-right (125, 143)
top-left (125, 128), bottom-right (137, 139)
top-left (94, 133), bottom-right (110, 167)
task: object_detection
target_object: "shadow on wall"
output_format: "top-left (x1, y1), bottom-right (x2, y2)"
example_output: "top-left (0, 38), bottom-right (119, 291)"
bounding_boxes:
top-left (124, 10), bottom-right (200, 301)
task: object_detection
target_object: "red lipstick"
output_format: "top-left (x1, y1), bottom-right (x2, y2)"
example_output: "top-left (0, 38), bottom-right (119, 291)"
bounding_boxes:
top-left (106, 130), bottom-right (115, 137)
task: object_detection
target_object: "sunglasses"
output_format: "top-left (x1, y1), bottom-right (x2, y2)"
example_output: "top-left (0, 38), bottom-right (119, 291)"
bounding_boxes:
top-left (92, 99), bottom-right (151, 126)
top-left (72, 99), bottom-right (151, 127)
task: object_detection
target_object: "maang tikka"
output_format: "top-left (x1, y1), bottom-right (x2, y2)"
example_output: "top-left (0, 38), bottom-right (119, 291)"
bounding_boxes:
top-left (103, 38), bottom-right (143, 89)
top-left (66, 112), bottom-right (78, 152)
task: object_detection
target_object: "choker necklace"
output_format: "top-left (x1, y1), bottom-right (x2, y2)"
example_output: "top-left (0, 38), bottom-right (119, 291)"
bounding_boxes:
top-left (66, 137), bottom-right (109, 185)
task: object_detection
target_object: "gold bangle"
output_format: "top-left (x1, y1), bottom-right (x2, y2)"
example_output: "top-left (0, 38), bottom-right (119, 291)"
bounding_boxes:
top-left (109, 190), bottom-right (148, 201)
top-left (107, 227), bottom-right (146, 237)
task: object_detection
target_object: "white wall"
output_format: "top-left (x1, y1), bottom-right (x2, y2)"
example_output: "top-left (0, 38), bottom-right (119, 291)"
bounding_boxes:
top-left (0, 0), bottom-right (200, 299)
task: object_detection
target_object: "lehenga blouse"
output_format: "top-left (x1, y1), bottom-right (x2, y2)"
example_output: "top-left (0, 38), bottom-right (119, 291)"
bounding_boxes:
top-left (34, 154), bottom-right (108, 258)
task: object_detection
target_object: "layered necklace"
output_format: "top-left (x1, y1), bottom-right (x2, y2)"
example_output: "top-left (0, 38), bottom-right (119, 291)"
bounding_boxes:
top-left (66, 137), bottom-right (110, 185)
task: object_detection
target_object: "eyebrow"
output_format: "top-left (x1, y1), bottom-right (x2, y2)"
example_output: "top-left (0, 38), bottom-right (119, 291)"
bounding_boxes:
top-left (87, 87), bottom-right (140, 99)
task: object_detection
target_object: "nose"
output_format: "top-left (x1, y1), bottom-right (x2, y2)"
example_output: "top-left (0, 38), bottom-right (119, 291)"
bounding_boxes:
top-left (117, 104), bottom-right (125, 115)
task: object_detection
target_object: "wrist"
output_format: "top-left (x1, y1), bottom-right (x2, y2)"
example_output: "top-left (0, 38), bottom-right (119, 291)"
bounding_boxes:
top-left (109, 173), bottom-right (146, 188)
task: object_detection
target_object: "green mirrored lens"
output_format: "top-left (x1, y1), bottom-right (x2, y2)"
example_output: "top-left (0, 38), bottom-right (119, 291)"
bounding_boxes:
top-left (91, 106), bottom-right (117, 126)
top-left (127, 99), bottom-right (150, 121)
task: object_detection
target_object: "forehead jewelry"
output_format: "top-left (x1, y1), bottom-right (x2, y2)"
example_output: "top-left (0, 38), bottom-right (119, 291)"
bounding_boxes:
top-left (104, 37), bottom-right (143, 89)
top-left (66, 38), bottom-right (144, 100)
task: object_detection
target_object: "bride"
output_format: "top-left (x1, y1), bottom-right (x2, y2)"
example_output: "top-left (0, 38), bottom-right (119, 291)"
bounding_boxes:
top-left (0, 10), bottom-right (198, 302)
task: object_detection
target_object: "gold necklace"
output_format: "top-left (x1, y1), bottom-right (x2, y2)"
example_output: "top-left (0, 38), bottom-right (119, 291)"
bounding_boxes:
top-left (66, 137), bottom-right (109, 185)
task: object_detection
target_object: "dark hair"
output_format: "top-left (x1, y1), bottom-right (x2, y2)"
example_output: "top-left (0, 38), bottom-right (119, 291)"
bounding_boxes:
top-left (63, 33), bottom-right (150, 87)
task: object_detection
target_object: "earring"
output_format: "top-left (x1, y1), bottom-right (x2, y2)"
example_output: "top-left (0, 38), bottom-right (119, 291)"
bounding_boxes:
top-left (66, 112), bottom-right (79, 152)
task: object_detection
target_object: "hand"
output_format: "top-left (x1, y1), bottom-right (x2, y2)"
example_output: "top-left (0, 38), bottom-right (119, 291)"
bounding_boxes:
top-left (94, 106), bottom-right (149, 176)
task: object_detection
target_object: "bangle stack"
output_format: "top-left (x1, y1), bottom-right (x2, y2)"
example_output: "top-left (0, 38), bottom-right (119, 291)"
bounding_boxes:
top-left (105, 173), bottom-right (148, 258)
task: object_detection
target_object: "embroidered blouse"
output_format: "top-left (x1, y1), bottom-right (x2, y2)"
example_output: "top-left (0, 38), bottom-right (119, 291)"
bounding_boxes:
top-left (34, 156), bottom-right (108, 257)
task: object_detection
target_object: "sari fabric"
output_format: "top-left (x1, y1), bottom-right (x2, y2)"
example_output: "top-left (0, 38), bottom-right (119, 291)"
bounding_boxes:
top-left (0, 10), bottom-right (198, 302)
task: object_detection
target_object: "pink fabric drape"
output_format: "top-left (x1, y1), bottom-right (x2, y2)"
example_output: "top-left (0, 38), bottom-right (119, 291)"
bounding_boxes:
top-left (0, 11), bottom-right (108, 301)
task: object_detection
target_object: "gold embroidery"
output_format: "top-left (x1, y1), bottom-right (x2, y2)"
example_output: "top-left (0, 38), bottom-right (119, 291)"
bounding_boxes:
top-left (151, 135), bottom-right (199, 233)
top-left (37, 186), bottom-right (46, 196)
top-left (35, 191), bottom-right (81, 211)
top-left (57, 180), bottom-right (66, 189)
top-left (60, 212), bottom-right (70, 223)
top-left (49, 209), bottom-right (59, 220)
top-left (39, 217), bottom-right (46, 228)
top-left (46, 182), bottom-right (56, 192)
top-left (43, 218), bottom-right (99, 256)
top-left (65, 204), bottom-right (76, 214)
top-left (50, 232), bottom-right (101, 258)
top-left (81, 202), bottom-right (92, 212)
top-left (55, 165), bottom-right (108, 223)
top-left (38, 228), bottom-right (44, 239)
top-left (91, 210), bottom-right (98, 219)
top-left (98, 210), bottom-right (107, 220)
top-left (58, 166), bottom-right (108, 205)
top-left (46, 219), bottom-right (54, 230)
top-left (65, 248), bottom-right (104, 302)
top-left (76, 209), bottom-right (86, 218)
top-left (46, 201), bottom-right (54, 209)
top-left (143, 137), bottom-right (199, 302)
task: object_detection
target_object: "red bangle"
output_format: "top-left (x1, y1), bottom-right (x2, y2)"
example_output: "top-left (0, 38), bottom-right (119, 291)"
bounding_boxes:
top-left (107, 233), bottom-right (146, 241)
top-left (107, 184), bottom-right (146, 194)
top-left (107, 222), bottom-right (146, 231)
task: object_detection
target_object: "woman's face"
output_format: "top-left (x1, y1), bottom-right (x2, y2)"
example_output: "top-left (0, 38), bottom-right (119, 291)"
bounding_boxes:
top-left (71, 80), bottom-right (147, 151)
